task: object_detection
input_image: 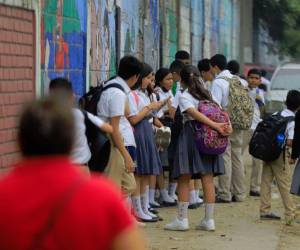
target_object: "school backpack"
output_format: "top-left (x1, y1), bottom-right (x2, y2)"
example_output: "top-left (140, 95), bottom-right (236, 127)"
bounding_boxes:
top-left (219, 76), bottom-right (254, 130)
top-left (194, 100), bottom-right (230, 155)
top-left (249, 112), bottom-right (294, 162)
top-left (79, 82), bottom-right (125, 172)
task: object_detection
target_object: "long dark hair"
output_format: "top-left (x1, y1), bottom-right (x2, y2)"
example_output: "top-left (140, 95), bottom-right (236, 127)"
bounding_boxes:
top-left (132, 63), bottom-right (153, 90)
top-left (180, 65), bottom-right (212, 101)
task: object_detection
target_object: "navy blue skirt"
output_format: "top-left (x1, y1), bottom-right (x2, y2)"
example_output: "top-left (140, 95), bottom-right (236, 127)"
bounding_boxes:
top-left (172, 121), bottom-right (225, 179)
top-left (134, 119), bottom-right (163, 175)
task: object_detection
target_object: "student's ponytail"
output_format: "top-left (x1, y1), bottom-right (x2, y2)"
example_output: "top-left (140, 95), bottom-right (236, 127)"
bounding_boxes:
top-left (180, 65), bottom-right (212, 102)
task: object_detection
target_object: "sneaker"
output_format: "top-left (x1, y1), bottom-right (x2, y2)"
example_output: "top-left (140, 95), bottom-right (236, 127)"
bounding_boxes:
top-left (196, 219), bottom-right (215, 231)
top-left (149, 207), bottom-right (159, 214)
top-left (260, 213), bottom-right (281, 220)
top-left (249, 190), bottom-right (260, 197)
top-left (164, 218), bottom-right (189, 231)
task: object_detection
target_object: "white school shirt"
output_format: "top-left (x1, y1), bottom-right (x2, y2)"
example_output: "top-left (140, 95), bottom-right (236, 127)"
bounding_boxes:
top-left (156, 87), bottom-right (173, 118)
top-left (210, 70), bottom-right (234, 109)
top-left (97, 76), bottom-right (136, 147)
top-left (248, 87), bottom-right (265, 130)
top-left (71, 108), bottom-right (104, 165)
top-left (280, 108), bottom-right (295, 140)
top-left (179, 89), bottom-right (199, 123)
top-left (128, 89), bottom-right (155, 122)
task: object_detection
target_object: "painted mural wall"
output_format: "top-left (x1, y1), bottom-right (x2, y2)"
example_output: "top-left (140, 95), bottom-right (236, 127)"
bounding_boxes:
top-left (39, 0), bottom-right (242, 92)
top-left (89, 0), bottom-right (116, 86)
top-left (41, 0), bottom-right (87, 97)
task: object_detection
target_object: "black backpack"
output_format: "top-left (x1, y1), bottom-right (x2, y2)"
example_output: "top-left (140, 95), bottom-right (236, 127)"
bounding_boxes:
top-left (249, 112), bottom-right (294, 162)
top-left (79, 83), bottom-right (125, 172)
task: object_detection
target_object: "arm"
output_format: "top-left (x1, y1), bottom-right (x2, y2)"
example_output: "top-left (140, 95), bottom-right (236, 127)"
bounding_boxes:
top-left (110, 116), bottom-right (134, 172)
top-left (186, 107), bottom-right (231, 136)
top-left (153, 117), bottom-right (164, 128)
top-left (169, 107), bottom-right (176, 120)
top-left (100, 123), bottom-right (113, 134)
top-left (111, 227), bottom-right (146, 250)
top-left (87, 112), bottom-right (113, 134)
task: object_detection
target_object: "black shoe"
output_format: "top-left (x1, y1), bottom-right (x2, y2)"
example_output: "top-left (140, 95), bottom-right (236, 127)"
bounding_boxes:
top-left (216, 196), bottom-right (231, 203)
top-left (149, 203), bottom-right (161, 208)
top-left (249, 190), bottom-right (260, 197)
top-left (188, 203), bottom-right (199, 209)
top-left (260, 213), bottom-right (281, 220)
top-left (161, 201), bottom-right (177, 207)
top-left (232, 196), bottom-right (244, 202)
top-left (149, 208), bottom-right (158, 214)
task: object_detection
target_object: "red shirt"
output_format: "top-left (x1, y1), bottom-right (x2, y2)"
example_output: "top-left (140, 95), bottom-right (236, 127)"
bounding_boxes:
top-left (0, 156), bottom-right (134, 250)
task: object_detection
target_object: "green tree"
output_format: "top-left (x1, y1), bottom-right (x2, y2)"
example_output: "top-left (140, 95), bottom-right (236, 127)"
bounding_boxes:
top-left (254, 0), bottom-right (300, 59)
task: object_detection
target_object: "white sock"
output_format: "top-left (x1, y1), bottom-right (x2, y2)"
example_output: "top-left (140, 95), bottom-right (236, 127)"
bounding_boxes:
top-left (205, 203), bottom-right (215, 220)
top-left (149, 188), bottom-right (160, 207)
top-left (161, 189), bottom-right (175, 202)
top-left (145, 185), bottom-right (150, 208)
top-left (131, 196), bottom-right (152, 220)
top-left (141, 192), bottom-right (157, 218)
top-left (178, 202), bottom-right (189, 221)
top-left (195, 190), bottom-right (203, 203)
top-left (169, 182), bottom-right (177, 196)
top-left (189, 190), bottom-right (196, 205)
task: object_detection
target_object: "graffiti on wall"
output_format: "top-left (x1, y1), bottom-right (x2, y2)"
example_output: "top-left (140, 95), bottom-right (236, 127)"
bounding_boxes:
top-left (41, 0), bottom-right (87, 97)
top-left (219, 0), bottom-right (232, 58)
top-left (120, 0), bottom-right (140, 57)
top-left (143, 0), bottom-right (160, 70)
top-left (90, 0), bottom-right (116, 85)
top-left (210, 0), bottom-right (219, 56)
top-left (191, 0), bottom-right (204, 63)
top-left (160, 0), bottom-right (178, 66)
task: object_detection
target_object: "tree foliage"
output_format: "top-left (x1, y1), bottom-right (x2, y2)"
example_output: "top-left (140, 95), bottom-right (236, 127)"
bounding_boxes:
top-left (254, 0), bottom-right (300, 59)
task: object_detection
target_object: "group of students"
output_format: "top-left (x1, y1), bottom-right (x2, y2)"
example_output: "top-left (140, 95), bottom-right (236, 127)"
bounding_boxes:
top-left (46, 51), bottom-right (300, 231)
top-left (1, 49), bottom-right (300, 249)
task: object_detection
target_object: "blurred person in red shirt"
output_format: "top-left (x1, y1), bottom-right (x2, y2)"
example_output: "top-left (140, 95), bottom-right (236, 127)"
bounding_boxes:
top-left (0, 96), bottom-right (146, 250)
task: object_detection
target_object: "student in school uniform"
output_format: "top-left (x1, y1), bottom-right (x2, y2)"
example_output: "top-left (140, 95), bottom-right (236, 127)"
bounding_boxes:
top-left (154, 68), bottom-right (177, 206)
top-left (210, 54), bottom-right (247, 203)
top-left (165, 65), bottom-right (232, 231)
top-left (260, 90), bottom-right (300, 225)
top-left (198, 58), bottom-right (214, 91)
top-left (127, 63), bottom-right (166, 222)
top-left (169, 60), bottom-right (203, 208)
top-left (97, 56), bottom-right (143, 197)
top-left (48, 78), bottom-right (113, 172)
top-left (168, 60), bottom-right (185, 202)
top-left (242, 69), bottom-right (265, 197)
top-left (175, 50), bottom-right (191, 65)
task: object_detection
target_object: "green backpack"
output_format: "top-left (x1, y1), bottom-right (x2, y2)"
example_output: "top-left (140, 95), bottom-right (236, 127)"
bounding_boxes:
top-left (220, 76), bottom-right (254, 130)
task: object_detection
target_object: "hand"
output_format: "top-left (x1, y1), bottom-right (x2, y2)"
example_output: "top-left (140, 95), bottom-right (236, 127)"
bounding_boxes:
top-left (148, 102), bottom-right (161, 111)
top-left (124, 155), bottom-right (135, 173)
top-left (289, 158), bottom-right (296, 165)
top-left (213, 122), bottom-right (231, 136)
top-left (223, 123), bottom-right (233, 135)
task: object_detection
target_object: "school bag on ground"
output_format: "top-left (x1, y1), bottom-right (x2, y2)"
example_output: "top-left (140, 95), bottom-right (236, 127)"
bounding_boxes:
top-left (194, 100), bottom-right (229, 155)
top-left (79, 82), bottom-right (125, 172)
top-left (249, 112), bottom-right (294, 162)
top-left (219, 76), bottom-right (254, 130)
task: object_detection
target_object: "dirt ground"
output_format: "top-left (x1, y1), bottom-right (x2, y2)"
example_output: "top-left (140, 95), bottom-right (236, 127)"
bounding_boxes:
top-left (143, 155), bottom-right (300, 250)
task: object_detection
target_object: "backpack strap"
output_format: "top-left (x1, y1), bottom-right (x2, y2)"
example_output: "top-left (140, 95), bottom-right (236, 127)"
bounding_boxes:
top-left (101, 82), bottom-right (125, 94)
